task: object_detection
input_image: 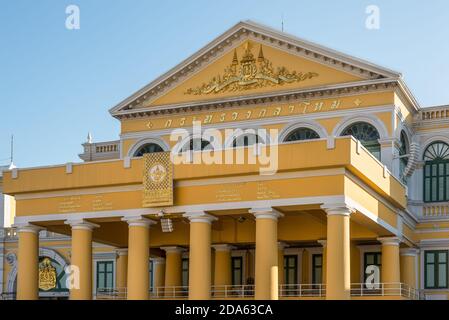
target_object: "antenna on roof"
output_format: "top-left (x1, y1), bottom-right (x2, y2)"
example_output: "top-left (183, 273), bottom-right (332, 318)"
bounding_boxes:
top-left (281, 13), bottom-right (284, 32)
top-left (10, 135), bottom-right (14, 165)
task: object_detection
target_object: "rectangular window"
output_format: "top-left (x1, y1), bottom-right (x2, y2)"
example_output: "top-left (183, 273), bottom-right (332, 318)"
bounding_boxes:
top-left (425, 251), bottom-right (448, 289)
top-left (424, 161), bottom-right (449, 203)
top-left (364, 252), bottom-right (381, 283)
top-left (312, 254), bottom-right (322, 285)
top-left (96, 261), bottom-right (114, 290)
top-left (149, 260), bottom-right (154, 291)
top-left (284, 255), bottom-right (298, 285)
top-left (231, 257), bottom-right (243, 286)
top-left (181, 258), bottom-right (189, 287)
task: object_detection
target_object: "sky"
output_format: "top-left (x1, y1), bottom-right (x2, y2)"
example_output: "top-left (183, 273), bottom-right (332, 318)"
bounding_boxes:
top-left (1, 0), bottom-right (449, 168)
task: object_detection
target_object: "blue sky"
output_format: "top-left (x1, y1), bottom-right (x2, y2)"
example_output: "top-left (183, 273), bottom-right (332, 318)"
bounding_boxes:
top-left (1, 0), bottom-right (449, 168)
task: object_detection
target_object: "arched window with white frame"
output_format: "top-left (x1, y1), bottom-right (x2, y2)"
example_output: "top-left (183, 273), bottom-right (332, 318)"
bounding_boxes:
top-left (341, 122), bottom-right (381, 160)
top-left (284, 127), bottom-right (320, 142)
top-left (134, 143), bottom-right (164, 157)
top-left (423, 141), bottom-right (449, 203)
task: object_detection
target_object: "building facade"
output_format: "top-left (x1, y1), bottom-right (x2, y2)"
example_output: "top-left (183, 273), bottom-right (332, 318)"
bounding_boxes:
top-left (2, 21), bottom-right (449, 300)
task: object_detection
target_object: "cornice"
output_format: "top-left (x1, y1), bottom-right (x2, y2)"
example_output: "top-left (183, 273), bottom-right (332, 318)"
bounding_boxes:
top-left (114, 78), bottom-right (399, 120)
top-left (110, 20), bottom-right (403, 117)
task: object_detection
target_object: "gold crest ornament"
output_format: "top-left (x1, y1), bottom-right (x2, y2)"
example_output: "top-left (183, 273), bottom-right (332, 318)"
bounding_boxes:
top-left (39, 257), bottom-right (57, 291)
top-left (185, 42), bottom-right (319, 95)
top-left (143, 152), bottom-right (173, 207)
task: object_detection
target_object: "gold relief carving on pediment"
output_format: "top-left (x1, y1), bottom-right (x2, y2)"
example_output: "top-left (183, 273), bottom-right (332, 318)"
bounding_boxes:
top-left (185, 42), bottom-right (319, 95)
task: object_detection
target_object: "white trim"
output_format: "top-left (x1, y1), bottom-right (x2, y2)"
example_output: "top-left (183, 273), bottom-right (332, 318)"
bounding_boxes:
top-left (278, 120), bottom-right (328, 142)
top-left (283, 248), bottom-right (303, 285)
top-left (93, 257), bottom-right (116, 294)
top-left (122, 216), bottom-right (156, 228)
top-left (119, 105), bottom-right (395, 141)
top-left (249, 207), bottom-right (283, 220)
top-left (109, 20), bottom-right (401, 116)
top-left (65, 220), bottom-right (99, 231)
top-left (212, 244), bottom-right (235, 252)
top-left (332, 113), bottom-right (389, 140)
top-left (377, 236), bottom-right (401, 246)
top-left (15, 167), bottom-right (346, 200)
top-left (420, 246), bottom-right (449, 290)
top-left (160, 246), bottom-right (186, 253)
top-left (126, 136), bottom-right (170, 157)
top-left (183, 211), bottom-right (217, 224)
top-left (419, 135), bottom-right (449, 161)
top-left (230, 250), bottom-right (247, 285)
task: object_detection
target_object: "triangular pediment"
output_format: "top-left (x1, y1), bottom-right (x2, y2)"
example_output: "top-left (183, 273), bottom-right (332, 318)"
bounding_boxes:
top-left (110, 20), bottom-right (401, 116)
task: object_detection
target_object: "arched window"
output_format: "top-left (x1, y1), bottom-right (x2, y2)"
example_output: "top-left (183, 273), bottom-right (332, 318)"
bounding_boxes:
top-left (181, 138), bottom-right (213, 152)
top-left (341, 122), bottom-right (381, 160)
top-left (423, 141), bottom-right (449, 202)
top-left (232, 133), bottom-right (265, 148)
top-left (399, 131), bottom-right (409, 180)
top-left (284, 128), bottom-right (320, 142)
top-left (134, 143), bottom-right (164, 157)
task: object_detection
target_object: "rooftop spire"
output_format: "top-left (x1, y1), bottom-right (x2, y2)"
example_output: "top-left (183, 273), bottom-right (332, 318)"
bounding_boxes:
top-left (87, 132), bottom-right (93, 144)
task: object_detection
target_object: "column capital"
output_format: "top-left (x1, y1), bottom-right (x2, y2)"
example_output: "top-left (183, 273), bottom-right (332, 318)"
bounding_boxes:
top-left (317, 239), bottom-right (327, 247)
top-left (400, 248), bottom-right (419, 256)
top-left (160, 246), bottom-right (186, 253)
top-left (183, 211), bottom-right (217, 224)
top-left (14, 223), bottom-right (44, 234)
top-left (122, 216), bottom-right (156, 228)
top-left (115, 249), bottom-right (128, 256)
top-left (377, 236), bottom-right (402, 246)
top-left (249, 207), bottom-right (284, 220)
top-left (212, 244), bottom-right (236, 252)
top-left (321, 203), bottom-right (355, 216)
top-left (278, 242), bottom-right (289, 250)
top-left (64, 219), bottom-right (99, 231)
top-left (152, 257), bottom-right (166, 265)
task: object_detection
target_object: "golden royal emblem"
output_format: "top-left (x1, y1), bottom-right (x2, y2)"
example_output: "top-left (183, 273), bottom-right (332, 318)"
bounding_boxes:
top-left (149, 163), bottom-right (167, 184)
top-left (39, 257), bottom-right (57, 291)
top-left (143, 152), bottom-right (173, 207)
top-left (185, 41), bottom-right (319, 95)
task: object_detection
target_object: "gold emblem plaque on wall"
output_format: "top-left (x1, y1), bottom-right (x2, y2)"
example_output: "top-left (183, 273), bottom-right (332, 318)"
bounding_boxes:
top-left (39, 258), bottom-right (57, 291)
top-left (143, 152), bottom-right (173, 207)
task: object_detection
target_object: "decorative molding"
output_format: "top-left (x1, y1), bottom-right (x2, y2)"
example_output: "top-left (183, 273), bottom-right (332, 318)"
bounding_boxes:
top-left (113, 79), bottom-right (399, 120)
top-left (400, 248), bottom-right (419, 257)
top-left (320, 203), bottom-right (355, 216)
top-left (15, 224), bottom-right (43, 234)
top-left (377, 236), bottom-right (402, 246)
top-left (109, 20), bottom-right (402, 118)
top-left (249, 207), bottom-right (284, 220)
top-left (121, 216), bottom-right (156, 228)
top-left (183, 211), bottom-right (217, 224)
top-left (212, 244), bottom-right (236, 252)
top-left (64, 219), bottom-right (99, 231)
top-left (115, 248), bottom-right (128, 256)
top-left (160, 246), bottom-right (186, 254)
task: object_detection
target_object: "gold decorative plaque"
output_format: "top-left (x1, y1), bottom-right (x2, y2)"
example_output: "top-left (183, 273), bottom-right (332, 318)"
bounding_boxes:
top-left (143, 152), bottom-right (173, 207)
top-left (185, 41), bottom-right (319, 95)
top-left (39, 258), bottom-right (57, 291)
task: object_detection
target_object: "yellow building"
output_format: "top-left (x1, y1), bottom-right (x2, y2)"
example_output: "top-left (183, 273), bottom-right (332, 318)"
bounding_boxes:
top-left (1, 21), bottom-right (449, 300)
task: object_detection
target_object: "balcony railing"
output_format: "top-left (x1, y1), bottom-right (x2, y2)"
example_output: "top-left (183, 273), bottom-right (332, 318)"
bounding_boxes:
top-left (94, 283), bottom-right (419, 300)
top-left (419, 106), bottom-right (449, 121)
top-left (350, 283), bottom-right (420, 300)
top-left (422, 203), bottom-right (449, 217)
top-left (279, 284), bottom-right (325, 298)
top-left (79, 140), bottom-right (120, 162)
top-left (211, 285), bottom-right (255, 298)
